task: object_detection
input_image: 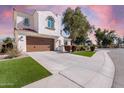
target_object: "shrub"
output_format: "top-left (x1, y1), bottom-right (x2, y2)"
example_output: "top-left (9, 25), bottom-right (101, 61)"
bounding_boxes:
top-left (80, 45), bottom-right (85, 51)
top-left (6, 47), bottom-right (21, 58)
top-left (90, 45), bottom-right (95, 51)
top-left (72, 45), bottom-right (77, 52)
top-left (76, 46), bottom-right (80, 51)
top-left (6, 43), bottom-right (13, 49)
top-left (1, 37), bottom-right (14, 53)
top-left (85, 46), bottom-right (90, 51)
top-left (1, 45), bottom-right (7, 53)
top-left (77, 45), bottom-right (85, 51)
top-left (64, 45), bottom-right (72, 52)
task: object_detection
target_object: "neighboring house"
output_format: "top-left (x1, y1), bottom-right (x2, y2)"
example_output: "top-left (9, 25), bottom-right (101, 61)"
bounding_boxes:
top-left (13, 9), bottom-right (71, 52)
top-left (88, 31), bottom-right (97, 45)
top-left (114, 37), bottom-right (124, 48)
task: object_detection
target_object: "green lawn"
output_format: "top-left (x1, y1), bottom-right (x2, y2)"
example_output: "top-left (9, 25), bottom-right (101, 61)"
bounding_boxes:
top-left (0, 57), bottom-right (52, 88)
top-left (72, 51), bottom-right (95, 57)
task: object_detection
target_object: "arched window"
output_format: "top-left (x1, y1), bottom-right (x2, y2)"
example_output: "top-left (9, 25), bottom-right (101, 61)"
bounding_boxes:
top-left (23, 18), bottom-right (30, 26)
top-left (47, 17), bottom-right (55, 29)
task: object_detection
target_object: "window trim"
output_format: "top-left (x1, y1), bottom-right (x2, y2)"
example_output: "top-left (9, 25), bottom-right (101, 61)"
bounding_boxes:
top-left (46, 16), bottom-right (55, 30)
top-left (23, 18), bottom-right (30, 26)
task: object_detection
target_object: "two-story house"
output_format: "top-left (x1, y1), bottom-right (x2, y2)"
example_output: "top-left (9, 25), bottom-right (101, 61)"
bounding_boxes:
top-left (13, 9), bottom-right (71, 52)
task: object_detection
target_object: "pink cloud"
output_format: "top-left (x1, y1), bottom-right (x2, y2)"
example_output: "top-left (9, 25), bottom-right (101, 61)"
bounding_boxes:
top-left (2, 11), bottom-right (12, 18)
top-left (0, 21), bottom-right (13, 35)
top-left (49, 5), bottom-right (78, 14)
top-left (88, 5), bottom-right (112, 22)
top-left (25, 5), bottom-right (78, 14)
top-left (88, 5), bottom-right (120, 33)
top-left (109, 19), bottom-right (122, 28)
top-left (0, 27), bottom-right (12, 35)
top-left (111, 19), bottom-right (118, 26)
top-left (114, 29), bottom-right (124, 37)
top-left (0, 10), bottom-right (13, 23)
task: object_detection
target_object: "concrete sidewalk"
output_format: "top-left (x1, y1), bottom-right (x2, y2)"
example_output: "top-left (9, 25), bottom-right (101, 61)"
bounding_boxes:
top-left (24, 50), bottom-right (115, 88)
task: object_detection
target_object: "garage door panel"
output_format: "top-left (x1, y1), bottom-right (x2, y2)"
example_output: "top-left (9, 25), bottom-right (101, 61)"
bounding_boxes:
top-left (26, 36), bottom-right (54, 52)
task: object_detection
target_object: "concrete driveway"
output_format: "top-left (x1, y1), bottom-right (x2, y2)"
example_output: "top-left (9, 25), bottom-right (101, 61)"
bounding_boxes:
top-left (27, 52), bottom-right (92, 74)
top-left (24, 51), bottom-right (114, 88)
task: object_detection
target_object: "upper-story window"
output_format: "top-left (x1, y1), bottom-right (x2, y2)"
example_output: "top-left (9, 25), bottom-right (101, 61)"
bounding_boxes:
top-left (47, 16), bottom-right (55, 29)
top-left (23, 18), bottom-right (30, 26)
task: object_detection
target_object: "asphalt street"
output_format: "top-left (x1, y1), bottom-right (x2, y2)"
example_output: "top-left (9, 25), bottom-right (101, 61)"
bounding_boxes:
top-left (109, 49), bottom-right (124, 88)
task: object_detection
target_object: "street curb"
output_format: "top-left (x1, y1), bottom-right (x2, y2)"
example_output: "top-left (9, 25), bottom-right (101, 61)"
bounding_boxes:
top-left (59, 51), bottom-right (115, 88)
top-left (105, 51), bottom-right (115, 87)
top-left (84, 51), bottom-right (115, 88)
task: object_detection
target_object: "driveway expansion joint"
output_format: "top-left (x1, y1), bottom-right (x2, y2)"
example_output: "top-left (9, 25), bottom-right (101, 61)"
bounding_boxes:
top-left (58, 72), bottom-right (84, 88)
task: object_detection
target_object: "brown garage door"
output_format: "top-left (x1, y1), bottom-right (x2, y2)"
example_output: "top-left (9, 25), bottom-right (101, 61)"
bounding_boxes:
top-left (26, 36), bottom-right (54, 52)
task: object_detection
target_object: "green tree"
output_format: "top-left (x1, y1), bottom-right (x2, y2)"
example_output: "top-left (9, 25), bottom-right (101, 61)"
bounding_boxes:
top-left (74, 35), bottom-right (88, 45)
top-left (102, 30), bottom-right (116, 47)
top-left (63, 7), bottom-right (91, 44)
top-left (95, 28), bottom-right (116, 48)
top-left (95, 28), bottom-right (105, 47)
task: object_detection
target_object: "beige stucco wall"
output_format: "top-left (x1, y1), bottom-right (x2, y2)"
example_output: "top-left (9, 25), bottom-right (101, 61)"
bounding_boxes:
top-left (33, 11), bottom-right (38, 32)
top-left (37, 11), bottom-right (61, 37)
top-left (15, 30), bottom-right (65, 52)
top-left (14, 10), bottom-right (66, 52)
top-left (14, 11), bottom-right (34, 30)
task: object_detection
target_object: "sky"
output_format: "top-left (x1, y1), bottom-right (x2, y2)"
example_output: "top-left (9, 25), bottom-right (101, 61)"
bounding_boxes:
top-left (0, 5), bottom-right (124, 40)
